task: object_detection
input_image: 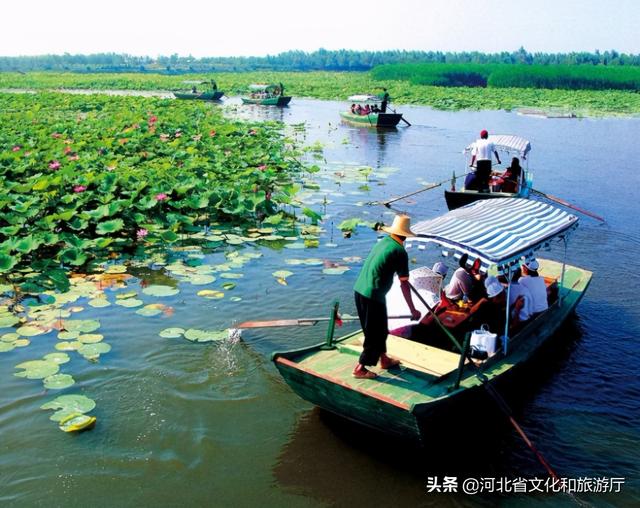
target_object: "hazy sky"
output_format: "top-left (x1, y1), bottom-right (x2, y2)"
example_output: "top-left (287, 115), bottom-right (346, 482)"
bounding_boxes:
top-left (2, 0), bottom-right (639, 57)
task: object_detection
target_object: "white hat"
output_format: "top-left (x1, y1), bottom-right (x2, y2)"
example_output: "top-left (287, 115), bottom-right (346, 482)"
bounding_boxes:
top-left (486, 280), bottom-right (504, 298)
top-left (432, 262), bottom-right (448, 277)
top-left (381, 214), bottom-right (415, 237)
top-left (521, 257), bottom-right (539, 271)
top-left (484, 275), bottom-right (499, 289)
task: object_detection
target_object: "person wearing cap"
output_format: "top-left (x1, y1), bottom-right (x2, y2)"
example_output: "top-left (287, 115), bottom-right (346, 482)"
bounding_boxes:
top-left (466, 129), bottom-right (501, 192)
top-left (353, 215), bottom-right (421, 379)
top-left (519, 258), bottom-right (548, 315)
top-left (444, 253), bottom-right (482, 303)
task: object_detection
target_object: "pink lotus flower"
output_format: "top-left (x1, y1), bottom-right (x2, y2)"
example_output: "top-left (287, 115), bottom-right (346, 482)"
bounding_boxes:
top-left (49, 160), bottom-right (61, 170)
top-left (12, 145), bottom-right (21, 152)
top-left (64, 146), bottom-right (72, 154)
top-left (155, 193), bottom-right (169, 201)
top-left (148, 115), bottom-right (158, 124)
top-left (51, 132), bottom-right (62, 139)
top-left (209, 129), bottom-right (216, 137)
top-left (174, 131), bottom-right (182, 138)
top-left (249, 129), bottom-right (257, 135)
top-left (258, 165), bottom-right (267, 171)
top-left (68, 154), bottom-right (79, 161)
top-left (137, 228), bottom-right (148, 239)
top-left (73, 185), bottom-right (87, 193)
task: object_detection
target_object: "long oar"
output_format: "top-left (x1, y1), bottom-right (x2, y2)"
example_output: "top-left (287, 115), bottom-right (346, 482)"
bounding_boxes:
top-left (531, 188), bottom-right (604, 222)
top-left (387, 105), bottom-right (411, 126)
top-left (407, 282), bottom-right (560, 480)
top-left (234, 314), bottom-right (412, 329)
top-left (368, 171), bottom-right (472, 207)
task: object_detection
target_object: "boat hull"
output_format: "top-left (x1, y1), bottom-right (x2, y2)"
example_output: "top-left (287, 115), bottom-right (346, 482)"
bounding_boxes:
top-left (173, 91), bottom-right (224, 101)
top-left (241, 96), bottom-right (292, 106)
top-left (272, 260), bottom-right (592, 442)
top-left (339, 111), bottom-right (402, 128)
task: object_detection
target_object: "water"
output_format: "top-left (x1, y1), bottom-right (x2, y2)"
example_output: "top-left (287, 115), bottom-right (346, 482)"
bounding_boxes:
top-left (1, 97), bottom-right (639, 507)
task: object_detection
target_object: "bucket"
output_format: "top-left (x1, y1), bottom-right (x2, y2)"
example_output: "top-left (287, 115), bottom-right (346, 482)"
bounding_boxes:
top-left (470, 324), bottom-right (497, 356)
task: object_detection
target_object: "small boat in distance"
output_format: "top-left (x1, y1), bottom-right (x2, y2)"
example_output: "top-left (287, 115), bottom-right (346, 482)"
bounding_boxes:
top-left (241, 83), bottom-right (292, 106)
top-left (272, 199), bottom-right (591, 441)
top-left (340, 94), bottom-right (404, 128)
top-left (444, 135), bottom-right (533, 210)
top-left (173, 80), bottom-right (224, 101)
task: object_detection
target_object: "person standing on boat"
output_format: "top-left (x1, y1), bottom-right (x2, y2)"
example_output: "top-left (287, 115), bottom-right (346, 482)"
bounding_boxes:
top-left (467, 130), bottom-right (501, 192)
top-left (519, 258), bottom-right (548, 316)
top-left (353, 215), bottom-right (421, 379)
top-left (380, 88), bottom-right (390, 113)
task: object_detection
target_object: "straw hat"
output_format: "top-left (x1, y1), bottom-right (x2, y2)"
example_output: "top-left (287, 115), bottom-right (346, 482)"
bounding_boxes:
top-left (382, 215), bottom-right (415, 237)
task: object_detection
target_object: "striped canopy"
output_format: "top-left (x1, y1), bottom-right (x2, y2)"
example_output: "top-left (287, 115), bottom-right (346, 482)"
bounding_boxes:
top-left (409, 198), bottom-right (578, 270)
top-left (465, 135), bottom-right (531, 159)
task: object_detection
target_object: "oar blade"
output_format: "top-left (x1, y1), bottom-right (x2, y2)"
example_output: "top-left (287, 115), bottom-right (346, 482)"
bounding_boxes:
top-left (234, 319), bottom-right (318, 329)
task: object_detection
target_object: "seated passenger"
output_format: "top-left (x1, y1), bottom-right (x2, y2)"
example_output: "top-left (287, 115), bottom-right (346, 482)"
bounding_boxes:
top-left (480, 276), bottom-right (507, 335)
top-left (444, 254), bottom-right (482, 303)
top-left (495, 157), bottom-right (523, 193)
top-left (350, 103), bottom-right (357, 114)
top-left (518, 257), bottom-right (548, 315)
top-left (371, 104), bottom-right (380, 113)
top-left (505, 267), bottom-right (533, 325)
top-left (362, 104), bottom-right (371, 115)
top-left (355, 104), bottom-right (363, 114)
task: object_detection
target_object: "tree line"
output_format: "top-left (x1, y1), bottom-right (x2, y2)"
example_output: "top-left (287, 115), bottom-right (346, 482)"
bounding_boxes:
top-left (1, 48), bottom-right (640, 73)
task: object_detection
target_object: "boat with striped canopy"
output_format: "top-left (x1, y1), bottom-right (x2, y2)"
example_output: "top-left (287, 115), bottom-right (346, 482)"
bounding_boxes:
top-left (241, 83), bottom-right (292, 106)
top-left (272, 199), bottom-right (591, 441)
top-left (173, 80), bottom-right (224, 101)
top-left (339, 94), bottom-right (404, 128)
top-left (445, 135), bottom-right (533, 210)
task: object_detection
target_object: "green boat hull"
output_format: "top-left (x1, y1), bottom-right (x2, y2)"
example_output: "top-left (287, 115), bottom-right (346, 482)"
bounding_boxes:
top-left (272, 260), bottom-right (592, 441)
top-left (173, 91), bottom-right (224, 101)
top-left (339, 111), bottom-right (403, 128)
top-left (241, 96), bottom-right (292, 106)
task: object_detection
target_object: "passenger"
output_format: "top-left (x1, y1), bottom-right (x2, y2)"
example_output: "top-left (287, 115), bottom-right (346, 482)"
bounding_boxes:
top-left (518, 257), bottom-right (548, 316)
top-left (480, 276), bottom-right (507, 335)
top-left (444, 254), bottom-right (481, 303)
top-left (496, 157), bottom-right (523, 193)
top-left (466, 129), bottom-right (501, 192)
top-left (355, 104), bottom-right (363, 115)
top-left (362, 104), bottom-right (371, 115)
top-left (371, 104), bottom-right (380, 113)
top-left (350, 103), bottom-right (357, 114)
top-left (192, 86), bottom-right (197, 93)
top-left (505, 267), bottom-right (533, 325)
top-left (352, 215), bottom-right (421, 379)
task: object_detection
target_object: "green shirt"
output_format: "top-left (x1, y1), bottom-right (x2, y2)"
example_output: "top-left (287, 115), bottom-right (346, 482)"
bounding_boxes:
top-left (354, 236), bottom-right (409, 302)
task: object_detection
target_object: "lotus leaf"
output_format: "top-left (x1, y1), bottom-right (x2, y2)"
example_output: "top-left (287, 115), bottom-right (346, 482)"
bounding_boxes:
top-left (13, 339), bottom-right (30, 347)
top-left (16, 324), bottom-right (49, 337)
top-left (284, 243), bottom-right (307, 249)
top-left (221, 282), bottom-right (236, 290)
top-left (41, 394), bottom-right (96, 416)
top-left (78, 334), bottom-right (104, 344)
top-left (197, 290), bottom-right (224, 299)
top-left (322, 266), bottom-right (350, 275)
top-left (183, 329), bottom-right (227, 343)
top-left (116, 291), bottom-right (138, 299)
top-left (115, 298), bottom-right (144, 308)
top-left (55, 341), bottom-right (83, 351)
top-left (58, 330), bottom-right (79, 340)
top-left (135, 306), bottom-right (163, 317)
top-left (142, 285), bottom-right (179, 297)
top-left (14, 360), bottom-right (60, 379)
top-left (0, 342), bottom-right (16, 353)
top-left (43, 373), bottom-right (75, 390)
top-left (2, 333), bottom-right (20, 343)
top-left (96, 219), bottom-right (124, 235)
top-left (78, 342), bottom-right (111, 359)
top-left (187, 274), bottom-right (216, 285)
top-left (105, 265), bottom-right (128, 274)
top-left (159, 327), bottom-right (185, 338)
top-left (88, 298), bottom-right (111, 308)
top-left (229, 296), bottom-right (243, 302)
top-left (272, 270), bottom-right (293, 280)
top-left (59, 413), bottom-right (95, 432)
top-left (44, 352), bottom-right (70, 364)
top-left (64, 319), bottom-right (101, 333)
top-left (0, 314), bottom-right (20, 328)
top-left (219, 273), bottom-right (243, 279)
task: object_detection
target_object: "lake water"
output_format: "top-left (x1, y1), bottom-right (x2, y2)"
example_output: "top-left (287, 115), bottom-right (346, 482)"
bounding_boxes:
top-left (1, 97), bottom-right (639, 507)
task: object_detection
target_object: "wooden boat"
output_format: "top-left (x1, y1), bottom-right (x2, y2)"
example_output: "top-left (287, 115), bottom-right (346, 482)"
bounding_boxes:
top-left (340, 94), bottom-right (404, 128)
top-left (444, 135), bottom-right (532, 210)
top-left (173, 80), bottom-right (223, 101)
top-left (272, 199), bottom-right (591, 441)
top-left (241, 83), bottom-right (292, 106)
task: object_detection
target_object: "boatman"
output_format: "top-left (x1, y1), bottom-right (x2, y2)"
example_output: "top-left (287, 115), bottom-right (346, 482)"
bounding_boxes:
top-left (467, 129), bottom-right (501, 192)
top-left (380, 88), bottom-right (390, 112)
top-left (353, 215), bottom-right (421, 379)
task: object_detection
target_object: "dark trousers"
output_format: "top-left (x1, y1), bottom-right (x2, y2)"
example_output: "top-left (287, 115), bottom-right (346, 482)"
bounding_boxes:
top-left (354, 292), bottom-right (388, 366)
top-left (465, 160), bottom-right (491, 191)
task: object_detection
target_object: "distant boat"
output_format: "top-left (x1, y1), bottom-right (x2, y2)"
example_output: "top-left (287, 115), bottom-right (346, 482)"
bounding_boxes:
top-left (241, 83), bottom-right (291, 106)
top-left (444, 135), bottom-right (533, 210)
top-left (272, 198), bottom-right (591, 441)
top-left (173, 80), bottom-right (224, 101)
top-left (340, 94), bottom-right (405, 128)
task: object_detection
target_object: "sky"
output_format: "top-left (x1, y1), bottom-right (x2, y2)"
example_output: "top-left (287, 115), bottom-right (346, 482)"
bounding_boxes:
top-left (2, 0), bottom-right (639, 58)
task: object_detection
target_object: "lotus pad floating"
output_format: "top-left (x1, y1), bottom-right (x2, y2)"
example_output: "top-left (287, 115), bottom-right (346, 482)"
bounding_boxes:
top-left (14, 360), bottom-right (60, 379)
top-left (197, 290), bottom-right (224, 299)
top-left (0, 314), bottom-right (20, 328)
top-left (13, 339), bottom-right (30, 347)
top-left (44, 352), bottom-right (70, 364)
top-left (284, 243), bottom-right (307, 249)
top-left (78, 334), bottom-right (104, 344)
top-left (16, 324), bottom-right (49, 337)
top-left (64, 320), bottom-right (101, 333)
top-left (159, 327), bottom-right (185, 338)
top-left (0, 342), bottom-right (16, 353)
top-left (41, 394), bottom-right (96, 421)
top-left (322, 266), bottom-right (350, 275)
top-left (219, 273), bottom-right (243, 279)
top-left (59, 413), bottom-right (96, 432)
top-left (116, 291), bottom-right (138, 300)
top-left (88, 298), bottom-right (111, 308)
top-left (55, 341), bottom-right (83, 351)
top-left (58, 330), bottom-right (79, 340)
top-left (221, 282), bottom-right (236, 290)
top-left (43, 373), bottom-right (75, 390)
top-left (186, 274), bottom-right (216, 285)
top-left (78, 342), bottom-right (111, 360)
top-left (272, 270), bottom-right (293, 279)
top-left (115, 298), bottom-right (144, 308)
top-left (105, 265), bottom-right (128, 274)
top-left (135, 305), bottom-right (164, 317)
top-left (1, 333), bottom-right (20, 342)
top-left (229, 296), bottom-right (242, 302)
top-left (142, 285), bottom-right (179, 297)
top-left (183, 329), bottom-right (228, 343)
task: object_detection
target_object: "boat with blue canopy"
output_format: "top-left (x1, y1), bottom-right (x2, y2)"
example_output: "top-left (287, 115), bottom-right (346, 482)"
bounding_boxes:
top-left (445, 135), bottom-right (533, 210)
top-left (173, 80), bottom-right (224, 101)
top-left (241, 83), bottom-right (291, 106)
top-left (340, 94), bottom-right (405, 128)
top-left (272, 198), bottom-right (591, 441)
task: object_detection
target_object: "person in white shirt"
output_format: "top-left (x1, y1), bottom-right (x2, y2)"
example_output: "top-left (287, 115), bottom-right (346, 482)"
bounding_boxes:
top-left (506, 268), bottom-right (534, 324)
top-left (466, 129), bottom-right (501, 192)
top-left (518, 258), bottom-right (548, 315)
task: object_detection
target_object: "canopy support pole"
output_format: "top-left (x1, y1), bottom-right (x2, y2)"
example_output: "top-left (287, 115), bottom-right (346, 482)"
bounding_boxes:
top-left (560, 236), bottom-right (568, 303)
top-left (503, 264), bottom-right (513, 355)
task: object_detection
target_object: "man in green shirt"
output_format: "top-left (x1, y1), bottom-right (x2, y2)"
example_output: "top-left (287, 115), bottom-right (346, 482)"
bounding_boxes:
top-left (353, 215), bottom-right (421, 379)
